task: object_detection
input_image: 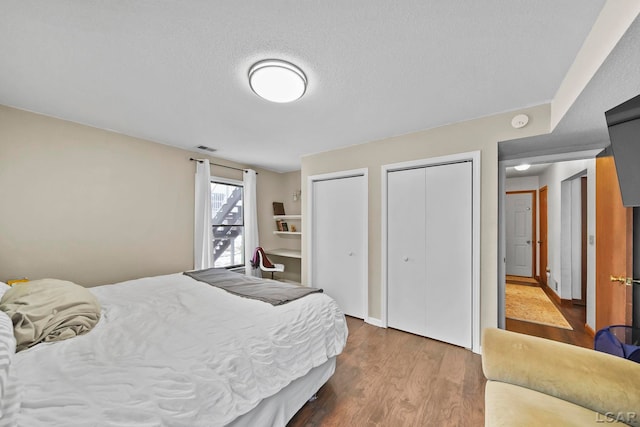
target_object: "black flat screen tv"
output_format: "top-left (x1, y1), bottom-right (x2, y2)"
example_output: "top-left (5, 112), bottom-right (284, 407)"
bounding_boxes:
top-left (605, 93), bottom-right (640, 207)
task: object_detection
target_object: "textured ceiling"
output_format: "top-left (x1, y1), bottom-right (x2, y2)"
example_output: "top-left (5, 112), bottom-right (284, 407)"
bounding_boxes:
top-left (500, 13), bottom-right (640, 160)
top-left (0, 1), bottom-right (606, 172)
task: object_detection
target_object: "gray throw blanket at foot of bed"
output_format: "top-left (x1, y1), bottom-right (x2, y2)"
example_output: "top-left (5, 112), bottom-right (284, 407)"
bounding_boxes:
top-left (184, 268), bottom-right (323, 305)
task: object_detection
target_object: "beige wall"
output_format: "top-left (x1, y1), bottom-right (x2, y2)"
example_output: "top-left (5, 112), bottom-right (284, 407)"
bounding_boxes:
top-left (0, 105), bottom-right (299, 286)
top-left (301, 104), bottom-right (552, 333)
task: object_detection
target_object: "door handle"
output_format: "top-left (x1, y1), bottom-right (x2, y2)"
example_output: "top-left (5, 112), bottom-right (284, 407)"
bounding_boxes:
top-left (526, 240), bottom-right (531, 245)
top-left (348, 252), bottom-right (354, 256)
top-left (610, 275), bottom-right (640, 286)
top-left (403, 257), bottom-right (409, 262)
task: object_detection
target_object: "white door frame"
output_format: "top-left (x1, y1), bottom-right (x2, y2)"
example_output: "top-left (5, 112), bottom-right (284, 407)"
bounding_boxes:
top-left (381, 151), bottom-right (481, 353)
top-left (497, 149), bottom-right (601, 330)
top-left (307, 168), bottom-right (369, 319)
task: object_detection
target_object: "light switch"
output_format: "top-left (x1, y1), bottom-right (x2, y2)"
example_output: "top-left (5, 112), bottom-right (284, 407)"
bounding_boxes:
top-left (589, 235), bottom-right (595, 245)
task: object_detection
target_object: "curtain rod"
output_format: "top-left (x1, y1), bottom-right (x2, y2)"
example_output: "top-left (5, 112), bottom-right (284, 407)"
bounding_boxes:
top-left (189, 158), bottom-right (257, 174)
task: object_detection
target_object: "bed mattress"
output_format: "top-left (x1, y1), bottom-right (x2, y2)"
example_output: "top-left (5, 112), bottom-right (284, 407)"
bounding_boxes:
top-left (9, 273), bottom-right (348, 426)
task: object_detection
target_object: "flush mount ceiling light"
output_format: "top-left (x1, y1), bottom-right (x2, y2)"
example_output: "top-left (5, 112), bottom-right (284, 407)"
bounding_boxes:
top-left (514, 164), bottom-right (531, 171)
top-left (249, 59), bottom-right (307, 103)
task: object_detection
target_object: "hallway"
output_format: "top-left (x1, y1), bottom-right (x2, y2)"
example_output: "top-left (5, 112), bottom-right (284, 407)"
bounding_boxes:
top-left (506, 275), bottom-right (593, 348)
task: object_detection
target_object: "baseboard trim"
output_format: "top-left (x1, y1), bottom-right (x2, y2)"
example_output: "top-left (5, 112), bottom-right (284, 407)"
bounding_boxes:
top-left (545, 288), bottom-right (561, 304)
top-left (560, 298), bottom-right (573, 307)
top-left (585, 323), bottom-right (595, 337)
top-left (539, 283), bottom-right (573, 307)
top-left (365, 317), bottom-right (385, 328)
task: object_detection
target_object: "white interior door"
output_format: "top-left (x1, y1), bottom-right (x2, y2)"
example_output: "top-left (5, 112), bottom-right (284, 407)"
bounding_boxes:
top-left (311, 174), bottom-right (366, 318)
top-left (424, 162), bottom-right (472, 348)
top-left (505, 193), bottom-right (533, 277)
top-left (387, 168), bottom-right (427, 336)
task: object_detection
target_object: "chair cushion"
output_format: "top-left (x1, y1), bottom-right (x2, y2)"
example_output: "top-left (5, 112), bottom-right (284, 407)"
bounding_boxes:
top-left (485, 381), bottom-right (629, 426)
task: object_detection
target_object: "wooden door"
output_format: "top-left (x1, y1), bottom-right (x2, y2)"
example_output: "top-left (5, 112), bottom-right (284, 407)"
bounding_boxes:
top-left (539, 186), bottom-right (548, 287)
top-left (312, 175), bottom-right (367, 319)
top-left (387, 168), bottom-right (427, 336)
top-left (596, 155), bottom-right (633, 330)
top-left (505, 192), bottom-right (535, 277)
top-left (424, 161), bottom-right (473, 348)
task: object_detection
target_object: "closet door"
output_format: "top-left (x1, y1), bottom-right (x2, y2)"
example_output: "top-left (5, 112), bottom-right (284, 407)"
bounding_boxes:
top-left (424, 161), bottom-right (472, 348)
top-left (387, 168), bottom-right (427, 336)
top-left (311, 175), bottom-right (366, 318)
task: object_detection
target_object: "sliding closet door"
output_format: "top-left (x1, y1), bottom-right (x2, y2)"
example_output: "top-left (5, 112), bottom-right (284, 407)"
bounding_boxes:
top-left (424, 161), bottom-right (472, 348)
top-left (311, 175), bottom-right (366, 318)
top-left (387, 168), bottom-right (427, 335)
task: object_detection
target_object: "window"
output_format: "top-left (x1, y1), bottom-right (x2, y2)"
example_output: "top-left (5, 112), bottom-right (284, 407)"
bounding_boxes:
top-left (210, 178), bottom-right (244, 268)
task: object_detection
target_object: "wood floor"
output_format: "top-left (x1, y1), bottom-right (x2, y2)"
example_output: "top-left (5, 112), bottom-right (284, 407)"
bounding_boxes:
top-left (288, 316), bottom-right (486, 427)
top-left (505, 276), bottom-right (594, 348)
top-left (288, 277), bottom-right (593, 425)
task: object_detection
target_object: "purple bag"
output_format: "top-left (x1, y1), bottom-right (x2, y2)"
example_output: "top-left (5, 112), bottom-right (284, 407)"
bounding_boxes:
top-left (594, 325), bottom-right (640, 363)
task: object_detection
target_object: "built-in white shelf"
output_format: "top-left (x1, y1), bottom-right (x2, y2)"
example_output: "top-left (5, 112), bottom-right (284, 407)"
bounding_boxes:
top-left (264, 248), bottom-right (302, 259)
top-left (274, 215), bottom-right (301, 235)
top-left (273, 215), bottom-right (301, 220)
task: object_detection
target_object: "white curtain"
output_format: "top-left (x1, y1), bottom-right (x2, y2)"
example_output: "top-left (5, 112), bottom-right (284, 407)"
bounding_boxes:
top-left (194, 159), bottom-right (213, 270)
top-left (244, 169), bottom-right (260, 276)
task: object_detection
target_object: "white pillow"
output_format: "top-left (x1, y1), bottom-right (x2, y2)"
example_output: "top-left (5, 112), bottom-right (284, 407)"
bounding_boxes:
top-left (0, 310), bottom-right (19, 423)
top-left (0, 283), bottom-right (9, 300)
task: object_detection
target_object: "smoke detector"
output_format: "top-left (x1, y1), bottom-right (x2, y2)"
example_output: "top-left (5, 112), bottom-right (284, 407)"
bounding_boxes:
top-left (511, 114), bottom-right (529, 129)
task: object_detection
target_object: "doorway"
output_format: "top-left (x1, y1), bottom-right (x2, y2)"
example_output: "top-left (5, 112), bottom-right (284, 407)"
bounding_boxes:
top-left (500, 157), bottom-right (595, 348)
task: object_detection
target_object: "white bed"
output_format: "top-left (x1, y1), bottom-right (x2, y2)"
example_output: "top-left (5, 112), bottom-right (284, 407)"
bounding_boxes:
top-left (3, 273), bottom-right (348, 426)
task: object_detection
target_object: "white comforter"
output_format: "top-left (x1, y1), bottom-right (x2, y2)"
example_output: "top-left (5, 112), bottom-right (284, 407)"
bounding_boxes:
top-left (11, 273), bottom-right (348, 426)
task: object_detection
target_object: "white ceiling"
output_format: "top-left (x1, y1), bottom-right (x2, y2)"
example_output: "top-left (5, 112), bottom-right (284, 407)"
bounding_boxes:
top-left (500, 13), bottom-right (640, 160)
top-left (0, 1), bottom-right (608, 172)
top-left (505, 163), bottom-right (550, 178)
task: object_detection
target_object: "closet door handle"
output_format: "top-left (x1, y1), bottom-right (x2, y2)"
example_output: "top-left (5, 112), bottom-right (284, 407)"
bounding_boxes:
top-left (403, 257), bottom-right (409, 262)
top-left (348, 252), bottom-right (354, 256)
